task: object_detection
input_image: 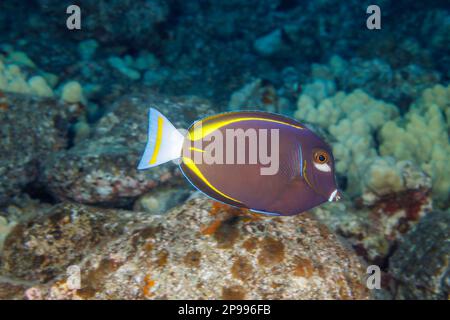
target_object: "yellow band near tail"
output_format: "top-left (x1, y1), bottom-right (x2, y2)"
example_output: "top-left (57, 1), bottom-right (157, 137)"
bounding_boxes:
top-left (182, 157), bottom-right (241, 203)
top-left (149, 116), bottom-right (164, 164)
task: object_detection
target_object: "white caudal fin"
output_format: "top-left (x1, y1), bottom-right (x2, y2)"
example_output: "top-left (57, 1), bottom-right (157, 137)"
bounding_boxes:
top-left (137, 108), bottom-right (185, 170)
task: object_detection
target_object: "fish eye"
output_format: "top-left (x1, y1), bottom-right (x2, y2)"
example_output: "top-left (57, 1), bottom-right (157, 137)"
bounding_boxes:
top-left (313, 150), bottom-right (331, 172)
top-left (313, 150), bottom-right (329, 164)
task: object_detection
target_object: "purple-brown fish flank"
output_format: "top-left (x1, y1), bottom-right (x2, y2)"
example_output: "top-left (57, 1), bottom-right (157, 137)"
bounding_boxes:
top-left (138, 109), bottom-right (341, 216)
top-left (179, 111), bottom-right (338, 215)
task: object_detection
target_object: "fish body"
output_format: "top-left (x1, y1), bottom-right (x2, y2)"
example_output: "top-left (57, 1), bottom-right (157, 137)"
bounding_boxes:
top-left (138, 108), bottom-right (341, 216)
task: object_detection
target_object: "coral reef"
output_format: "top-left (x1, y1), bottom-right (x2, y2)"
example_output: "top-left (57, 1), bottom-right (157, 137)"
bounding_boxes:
top-left (108, 51), bottom-right (159, 81)
top-left (0, 0), bottom-right (447, 301)
top-left (313, 161), bottom-right (432, 265)
top-left (0, 48), bottom-right (91, 105)
top-left (0, 198), bottom-right (369, 299)
top-left (0, 216), bottom-right (15, 252)
top-left (295, 85), bottom-right (449, 206)
top-left (228, 78), bottom-right (290, 114)
top-left (294, 81), bottom-right (448, 298)
top-left (0, 92), bottom-right (81, 206)
top-left (133, 185), bottom-right (192, 215)
top-left (308, 55), bottom-right (441, 108)
top-left (389, 210), bottom-right (450, 299)
top-left (295, 89), bottom-right (399, 196)
top-left (379, 84), bottom-right (450, 206)
top-left (0, 51), bottom-right (55, 98)
top-left (40, 92), bottom-right (214, 206)
top-left (33, 0), bottom-right (169, 48)
top-left (0, 202), bottom-right (151, 282)
top-left (61, 81), bottom-right (85, 104)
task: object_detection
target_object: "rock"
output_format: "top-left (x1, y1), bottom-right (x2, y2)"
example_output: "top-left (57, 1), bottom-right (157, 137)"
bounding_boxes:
top-left (389, 210), bottom-right (450, 300)
top-left (253, 29), bottom-right (289, 57)
top-left (0, 196), bottom-right (54, 255)
top-left (309, 56), bottom-right (441, 109)
top-left (36, 0), bottom-right (169, 48)
top-left (0, 202), bottom-right (153, 283)
top-left (133, 185), bottom-right (192, 215)
top-left (0, 92), bottom-right (80, 206)
top-left (40, 92), bottom-right (214, 206)
top-left (0, 278), bottom-right (28, 300)
top-left (0, 216), bottom-right (16, 252)
top-left (78, 40), bottom-right (99, 61)
top-left (1, 198), bottom-right (370, 299)
top-left (313, 161), bottom-right (433, 265)
top-left (228, 78), bottom-right (290, 114)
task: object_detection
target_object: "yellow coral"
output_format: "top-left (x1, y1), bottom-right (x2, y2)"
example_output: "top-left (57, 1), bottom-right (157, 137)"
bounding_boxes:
top-left (0, 54), bottom-right (55, 97)
top-left (61, 81), bottom-right (85, 104)
top-left (365, 157), bottom-right (404, 195)
top-left (28, 76), bottom-right (54, 97)
top-left (379, 84), bottom-right (450, 205)
top-left (296, 89), bottom-right (398, 196)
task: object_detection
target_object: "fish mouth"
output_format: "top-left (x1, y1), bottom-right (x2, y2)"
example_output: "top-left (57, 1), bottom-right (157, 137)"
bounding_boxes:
top-left (328, 189), bottom-right (342, 202)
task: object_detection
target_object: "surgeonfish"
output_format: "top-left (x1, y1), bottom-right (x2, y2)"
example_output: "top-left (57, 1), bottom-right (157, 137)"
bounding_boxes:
top-left (138, 108), bottom-right (341, 216)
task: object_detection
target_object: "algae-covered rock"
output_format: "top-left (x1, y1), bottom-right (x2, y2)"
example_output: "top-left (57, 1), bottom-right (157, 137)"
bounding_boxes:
top-left (35, 0), bottom-right (169, 48)
top-left (389, 210), bottom-right (450, 300)
top-left (1, 197), bottom-right (370, 299)
top-left (0, 279), bottom-right (28, 300)
top-left (133, 185), bottom-right (192, 215)
top-left (40, 92), bottom-right (213, 206)
top-left (313, 161), bottom-right (432, 266)
top-left (0, 92), bottom-right (80, 206)
top-left (0, 202), bottom-right (152, 283)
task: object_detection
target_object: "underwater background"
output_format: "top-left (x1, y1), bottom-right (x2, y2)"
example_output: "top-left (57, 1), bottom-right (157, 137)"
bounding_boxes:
top-left (0, 0), bottom-right (448, 300)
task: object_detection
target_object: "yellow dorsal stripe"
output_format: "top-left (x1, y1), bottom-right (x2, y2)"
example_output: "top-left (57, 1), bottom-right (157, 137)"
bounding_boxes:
top-left (189, 117), bottom-right (303, 141)
top-left (190, 147), bottom-right (205, 153)
top-left (182, 157), bottom-right (241, 203)
top-left (149, 116), bottom-right (164, 164)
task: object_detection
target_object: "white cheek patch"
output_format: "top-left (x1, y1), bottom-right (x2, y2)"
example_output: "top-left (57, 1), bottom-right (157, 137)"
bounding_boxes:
top-left (313, 162), bottom-right (331, 172)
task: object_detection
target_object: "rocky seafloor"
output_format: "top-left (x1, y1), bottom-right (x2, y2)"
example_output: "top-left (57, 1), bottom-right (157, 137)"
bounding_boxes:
top-left (0, 0), bottom-right (449, 300)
